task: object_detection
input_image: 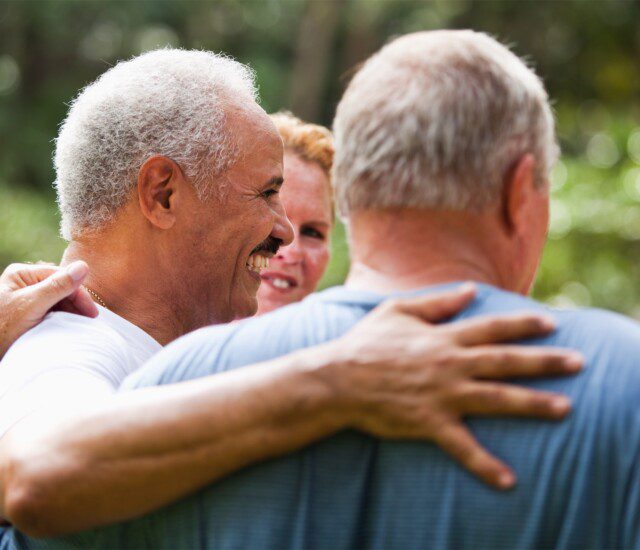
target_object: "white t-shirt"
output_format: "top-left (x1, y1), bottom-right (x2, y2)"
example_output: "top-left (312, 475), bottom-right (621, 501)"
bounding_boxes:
top-left (0, 305), bottom-right (162, 438)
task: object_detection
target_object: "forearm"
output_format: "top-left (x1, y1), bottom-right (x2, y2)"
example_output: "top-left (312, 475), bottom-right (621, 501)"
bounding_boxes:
top-left (2, 344), bottom-right (347, 537)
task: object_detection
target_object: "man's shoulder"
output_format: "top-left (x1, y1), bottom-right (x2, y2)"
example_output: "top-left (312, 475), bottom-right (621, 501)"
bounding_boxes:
top-left (553, 307), bottom-right (640, 375)
top-left (471, 284), bottom-right (640, 352)
top-left (556, 306), bottom-right (640, 337)
top-left (124, 290), bottom-right (362, 390)
top-left (468, 286), bottom-right (640, 419)
top-left (6, 310), bottom-right (127, 356)
top-left (0, 312), bottom-right (136, 437)
top-left (202, 288), bottom-right (361, 355)
top-left (250, 285), bottom-right (640, 360)
top-left (225, 290), bottom-right (365, 357)
top-left (1, 311), bottom-right (131, 387)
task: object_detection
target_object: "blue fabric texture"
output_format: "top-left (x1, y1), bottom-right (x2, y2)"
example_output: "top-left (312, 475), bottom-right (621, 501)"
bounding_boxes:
top-left (8, 283), bottom-right (640, 549)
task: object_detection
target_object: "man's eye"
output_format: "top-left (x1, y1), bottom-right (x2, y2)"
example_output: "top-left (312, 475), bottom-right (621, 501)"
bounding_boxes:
top-left (262, 189), bottom-right (279, 199)
top-left (301, 226), bottom-right (325, 240)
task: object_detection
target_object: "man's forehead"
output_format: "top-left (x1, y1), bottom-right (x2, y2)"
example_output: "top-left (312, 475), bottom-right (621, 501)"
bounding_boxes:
top-left (219, 106), bottom-right (283, 189)
top-left (228, 108), bottom-right (282, 156)
top-left (225, 100), bottom-right (273, 134)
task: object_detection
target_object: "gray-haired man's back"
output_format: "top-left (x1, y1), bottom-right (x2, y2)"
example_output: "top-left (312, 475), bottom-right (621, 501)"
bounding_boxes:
top-left (8, 283), bottom-right (640, 549)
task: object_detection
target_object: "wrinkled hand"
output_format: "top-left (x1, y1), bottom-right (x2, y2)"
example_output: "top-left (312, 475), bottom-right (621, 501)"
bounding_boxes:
top-left (329, 283), bottom-right (583, 490)
top-left (0, 261), bottom-right (98, 358)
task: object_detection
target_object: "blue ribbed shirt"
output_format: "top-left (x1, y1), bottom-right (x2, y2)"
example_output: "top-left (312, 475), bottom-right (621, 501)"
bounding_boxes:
top-left (6, 283), bottom-right (640, 549)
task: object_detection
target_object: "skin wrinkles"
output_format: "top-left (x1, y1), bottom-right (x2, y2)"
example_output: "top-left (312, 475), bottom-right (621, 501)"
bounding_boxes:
top-left (181, 102), bottom-right (293, 325)
top-left (257, 152), bottom-right (333, 315)
top-left (0, 44), bottom-right (585, 540)
top-left (62, 100), bottom-right (293, 343)
top-left (346, 155), bottom-right (550, 298)
top-left (202, 108), bottom-right (293, 322)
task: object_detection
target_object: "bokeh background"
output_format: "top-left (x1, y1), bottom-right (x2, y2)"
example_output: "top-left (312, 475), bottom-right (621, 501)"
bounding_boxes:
top-left (1, 0), bottom-right (640, 313)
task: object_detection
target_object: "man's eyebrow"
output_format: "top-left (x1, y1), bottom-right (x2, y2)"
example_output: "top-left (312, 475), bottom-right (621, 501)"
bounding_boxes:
top-left (264, 176), bottom-right (284, 188)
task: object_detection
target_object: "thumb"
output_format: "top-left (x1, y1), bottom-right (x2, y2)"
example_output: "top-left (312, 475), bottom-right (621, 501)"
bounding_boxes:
top-left (21, 261), bottom-right (90, 314)
top-left (391, 283), bottom-right (477, 323)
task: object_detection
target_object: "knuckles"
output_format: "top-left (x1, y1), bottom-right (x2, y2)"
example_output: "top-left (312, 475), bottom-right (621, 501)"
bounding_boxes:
top-left (46, 274), bottom-right (68, 294)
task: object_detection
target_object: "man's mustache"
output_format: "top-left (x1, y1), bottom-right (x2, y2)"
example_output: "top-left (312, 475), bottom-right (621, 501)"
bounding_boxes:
top-left (250, 236), bottom-right (282, 256)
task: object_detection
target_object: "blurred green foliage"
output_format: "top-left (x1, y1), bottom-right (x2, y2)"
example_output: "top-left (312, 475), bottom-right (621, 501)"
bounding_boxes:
top-left (1, 0), bottom-right (639, 314)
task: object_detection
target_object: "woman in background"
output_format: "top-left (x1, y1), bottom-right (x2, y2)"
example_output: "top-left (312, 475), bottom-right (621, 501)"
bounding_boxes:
top-left (257, 112), bottom-right (334, 315)
top-left (0, 112), bottom-right (331, 354)
top-left (0, 115), bottom-right (582, 519)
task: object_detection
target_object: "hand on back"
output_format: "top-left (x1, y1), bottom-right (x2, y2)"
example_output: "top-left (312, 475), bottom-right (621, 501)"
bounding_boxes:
top-left (325, 284), bottom-right (582, 490)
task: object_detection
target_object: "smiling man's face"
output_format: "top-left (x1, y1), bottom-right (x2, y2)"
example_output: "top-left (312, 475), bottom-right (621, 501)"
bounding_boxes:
top-left (181, 102), bottom-right (294, 324)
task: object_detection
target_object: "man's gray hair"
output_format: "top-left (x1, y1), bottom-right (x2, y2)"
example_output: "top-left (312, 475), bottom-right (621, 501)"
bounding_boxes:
top-left (55, 48), bottom-right (257, 239)
top-left (333, 30), bottom-right (559, 217)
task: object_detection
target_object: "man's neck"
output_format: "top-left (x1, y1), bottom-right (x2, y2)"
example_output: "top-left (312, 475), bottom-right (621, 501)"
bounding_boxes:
top-left (62, 237), bottom-right (184, 346)
top-left (345, 209), bottom-right (517, 295)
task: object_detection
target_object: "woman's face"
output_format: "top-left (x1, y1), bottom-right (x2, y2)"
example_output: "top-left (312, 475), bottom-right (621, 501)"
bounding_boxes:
top-left (257, 152), bottom-right (333, 315)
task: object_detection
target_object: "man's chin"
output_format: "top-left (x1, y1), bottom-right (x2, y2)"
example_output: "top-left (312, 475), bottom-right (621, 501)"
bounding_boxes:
top-left (232, 297), bottom-right (259, 321)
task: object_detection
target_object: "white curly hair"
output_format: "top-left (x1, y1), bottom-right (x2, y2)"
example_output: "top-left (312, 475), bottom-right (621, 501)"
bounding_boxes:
top-left (54, 48), bottom-right (257, 239)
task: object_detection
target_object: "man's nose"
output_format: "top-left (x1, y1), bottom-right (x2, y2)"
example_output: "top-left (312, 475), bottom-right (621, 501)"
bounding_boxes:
top-left (272, 205), bottom-right (294, 247)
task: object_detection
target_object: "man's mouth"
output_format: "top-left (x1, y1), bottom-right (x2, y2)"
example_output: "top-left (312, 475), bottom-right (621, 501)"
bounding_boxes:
top-left (246, 236), bottom-right (282, 275)
top-left (246, 253), bottom-right (271, 273)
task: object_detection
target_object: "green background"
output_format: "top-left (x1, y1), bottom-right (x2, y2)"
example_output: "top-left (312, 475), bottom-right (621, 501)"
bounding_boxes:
top-left (1, 0), bottom-right (639, 314)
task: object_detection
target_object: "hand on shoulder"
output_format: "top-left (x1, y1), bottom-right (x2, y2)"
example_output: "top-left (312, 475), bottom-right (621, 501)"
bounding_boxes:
top-left (0, 261), bottom-right (98, 358)
top-left (316, 284), bottom-right (584, 490)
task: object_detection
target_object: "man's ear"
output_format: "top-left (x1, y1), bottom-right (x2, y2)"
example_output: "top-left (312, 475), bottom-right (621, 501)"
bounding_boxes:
top-left (137, 156), bottom-right (184, 230)
top-left (501, 154), bottom-right (536, 236)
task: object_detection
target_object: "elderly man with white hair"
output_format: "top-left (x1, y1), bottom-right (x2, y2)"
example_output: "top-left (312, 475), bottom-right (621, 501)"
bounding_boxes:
top-left (0, 46), bottom-right (579, 542)
top-left (12, 30), bottom-right (640, 549)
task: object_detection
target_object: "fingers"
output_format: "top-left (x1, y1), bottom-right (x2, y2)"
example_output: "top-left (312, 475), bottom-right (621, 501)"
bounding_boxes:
top-left (460, 346), bottom-right (583, 379)
top-left (389, 283), bottom-right (477, 322)
top-left (456, 382), bottom-right (571, 420)
top-left (20, 261), bottom-right (94, 317)
top-left (54, 296), bottom-right (84, 315)
top-left (1, 263), bottom-right (60, 288)
top-left (69, 286), bottom-right (99, 318)
top-left (52, 287), bottom-right (99, 318)
top-left (435, 423), bottom-right (515, 490)
top-left (447, 312), bottom-right (556, 346)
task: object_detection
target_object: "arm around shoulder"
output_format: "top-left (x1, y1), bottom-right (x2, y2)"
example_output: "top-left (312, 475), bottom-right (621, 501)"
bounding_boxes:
top-left (0, 287), bottom-right (583, 536)
top-left (0, 343), bottom-right (348, 537)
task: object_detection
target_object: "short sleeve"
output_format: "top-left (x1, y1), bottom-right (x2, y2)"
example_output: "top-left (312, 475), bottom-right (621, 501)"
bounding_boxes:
top-left (0, 314), bottom-right (129, 438)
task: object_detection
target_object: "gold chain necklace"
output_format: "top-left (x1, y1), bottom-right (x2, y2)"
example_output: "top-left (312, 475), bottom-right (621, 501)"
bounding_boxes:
top-left (84, 286), bottom-right (108, 309)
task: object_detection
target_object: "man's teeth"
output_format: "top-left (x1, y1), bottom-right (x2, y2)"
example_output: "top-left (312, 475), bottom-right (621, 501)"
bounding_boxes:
top-left (272, 277), bottom-right (292, 289)
top-left (246, 254), bottom-right (270, 272)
